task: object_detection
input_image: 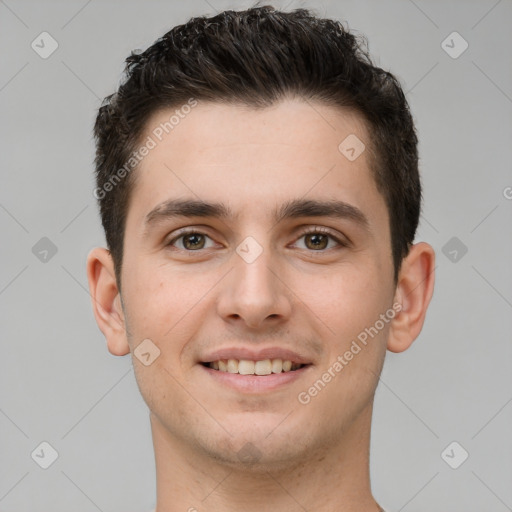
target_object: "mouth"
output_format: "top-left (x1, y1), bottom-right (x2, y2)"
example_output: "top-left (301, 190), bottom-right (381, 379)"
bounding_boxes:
top-left (200, 358), bottom-right (309, 375)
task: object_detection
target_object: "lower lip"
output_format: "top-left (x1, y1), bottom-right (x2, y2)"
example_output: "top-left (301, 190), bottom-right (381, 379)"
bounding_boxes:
top-left (200, 364), bottom-right (312, 393)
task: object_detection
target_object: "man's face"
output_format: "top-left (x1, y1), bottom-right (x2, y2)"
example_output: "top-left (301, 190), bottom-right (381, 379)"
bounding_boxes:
top-left (119, 99), bottom-right (396, 467)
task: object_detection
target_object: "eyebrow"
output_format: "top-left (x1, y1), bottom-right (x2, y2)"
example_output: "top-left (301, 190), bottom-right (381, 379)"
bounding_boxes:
top-left (274, 198), bottom-right (370, 232)
top-left (143, 198), bottom-right (371, 234)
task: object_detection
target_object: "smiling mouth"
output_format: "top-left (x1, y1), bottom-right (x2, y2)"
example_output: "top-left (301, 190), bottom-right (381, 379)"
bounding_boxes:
top-left (201, 359), bottom-right (308, 375)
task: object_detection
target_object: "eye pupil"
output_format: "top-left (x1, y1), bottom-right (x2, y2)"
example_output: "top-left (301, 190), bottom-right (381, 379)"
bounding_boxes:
top-left (183, 234), bottom-right (205, 250)
top-left (305, 233), bottom-right (328, 250)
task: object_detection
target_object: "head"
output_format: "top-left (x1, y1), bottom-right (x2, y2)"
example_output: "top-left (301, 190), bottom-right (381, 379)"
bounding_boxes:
top-left (93, 5), bottom-right (421, 290)
top-left (87, 5), bottom-right (434, 472)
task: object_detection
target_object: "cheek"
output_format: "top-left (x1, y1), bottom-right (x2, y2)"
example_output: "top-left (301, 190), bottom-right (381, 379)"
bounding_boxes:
top-left (292, 269), bottom-right (389, 425)
top-left (291, 263), bottom-right (387, 338)
top-left (122, 262), bottom-right (217, 345)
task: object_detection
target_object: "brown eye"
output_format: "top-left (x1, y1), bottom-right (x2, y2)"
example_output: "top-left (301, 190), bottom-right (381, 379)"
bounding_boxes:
top-left (168, 231), bottom-right (215, 251)
top-left (293, 228), bottom-right (346, 252)
top-left (182, 233), bottom-right (205, 250)
top-left (304, 233), bottom-right (329, 250)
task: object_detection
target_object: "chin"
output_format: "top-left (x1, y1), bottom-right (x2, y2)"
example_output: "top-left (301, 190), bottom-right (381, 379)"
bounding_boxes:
top-left (197, 418), bottom-right (316, 472)
top-left (206, 442), bottom-right (310, 475)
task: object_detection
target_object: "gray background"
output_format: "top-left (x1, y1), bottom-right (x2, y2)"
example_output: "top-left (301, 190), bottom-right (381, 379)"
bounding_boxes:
top-left (1, 0), bottom-right (511, 511)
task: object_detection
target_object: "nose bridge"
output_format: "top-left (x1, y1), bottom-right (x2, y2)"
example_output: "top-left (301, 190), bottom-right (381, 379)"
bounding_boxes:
top-left (235, 245), bottom-right (274, 296)
top-left (217, 236), bottom-right (291, 328)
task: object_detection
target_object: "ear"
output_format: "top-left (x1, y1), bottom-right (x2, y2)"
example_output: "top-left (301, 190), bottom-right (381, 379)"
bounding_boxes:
top-left (387, 242), bottom-right (436, 353)
top-left (86, 247), bottom-right (130, 356)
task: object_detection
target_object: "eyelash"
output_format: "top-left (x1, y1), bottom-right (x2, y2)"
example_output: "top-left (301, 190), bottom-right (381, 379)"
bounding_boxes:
top-left (293, 226), bottom-right (347, 251)
top-left (167, 226), bottom-right (348, 252)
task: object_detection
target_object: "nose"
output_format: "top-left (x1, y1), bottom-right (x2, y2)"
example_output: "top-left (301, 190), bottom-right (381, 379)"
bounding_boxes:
top-left (216, 244), bottom-right (293, 330)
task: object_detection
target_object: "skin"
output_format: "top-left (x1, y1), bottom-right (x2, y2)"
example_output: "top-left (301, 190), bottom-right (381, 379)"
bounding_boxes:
top-left (87, 98), bottom-right (435, 512)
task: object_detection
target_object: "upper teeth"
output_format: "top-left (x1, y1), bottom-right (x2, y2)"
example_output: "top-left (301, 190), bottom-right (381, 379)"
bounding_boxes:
top-left (209, 359), bottom-right (301, 375)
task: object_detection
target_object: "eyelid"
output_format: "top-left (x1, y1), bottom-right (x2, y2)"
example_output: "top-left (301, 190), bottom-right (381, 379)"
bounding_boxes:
top-left (166, 228), bottom-right (217, 249)
top-left (166, 225), bottom-right (349, 251)
top-left (292, 225), bottom-right (349, 248)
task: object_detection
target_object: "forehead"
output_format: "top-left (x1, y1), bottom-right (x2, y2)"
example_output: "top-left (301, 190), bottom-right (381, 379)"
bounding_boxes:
top-left (127, 99), bottom-right (387, 236)
top-left (140, 99), bottom-right (371, 167)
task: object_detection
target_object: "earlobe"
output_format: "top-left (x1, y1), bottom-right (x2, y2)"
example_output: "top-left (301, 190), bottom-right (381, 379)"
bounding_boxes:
top-left (387, 242), bottom-right (436, 353)
top-left (86, 247), bottom-right (131, 356)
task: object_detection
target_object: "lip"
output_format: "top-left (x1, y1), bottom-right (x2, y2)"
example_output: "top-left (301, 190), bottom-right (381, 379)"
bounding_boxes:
top-left (200, 363), bottom-right (313, 393)
top-left (200, 346), bottom-right (313, 365)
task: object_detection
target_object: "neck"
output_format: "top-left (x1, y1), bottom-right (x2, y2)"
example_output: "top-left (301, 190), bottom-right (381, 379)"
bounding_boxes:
top-left (150, 401), bottom-right (381, 512)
